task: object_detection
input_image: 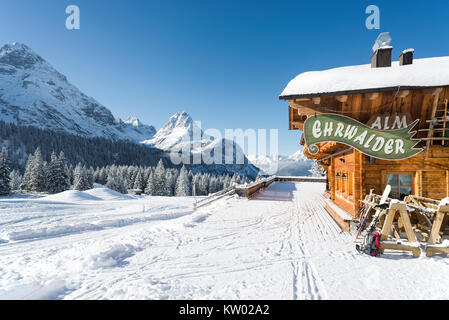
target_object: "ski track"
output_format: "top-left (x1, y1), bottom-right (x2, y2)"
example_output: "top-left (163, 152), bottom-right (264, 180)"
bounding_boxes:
top-left (1, 183), bottom-right (449, 300)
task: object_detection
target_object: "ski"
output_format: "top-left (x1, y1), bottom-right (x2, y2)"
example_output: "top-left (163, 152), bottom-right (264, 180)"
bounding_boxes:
top-left (354, 188), bottom-right (374, 240)
top-left (365, 184), bottom-right (391, 234)
top-left (355, 185), bottom-right (391, 255)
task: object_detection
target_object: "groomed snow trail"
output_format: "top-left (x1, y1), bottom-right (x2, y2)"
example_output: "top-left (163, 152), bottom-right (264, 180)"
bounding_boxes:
top-left (1, 183), bottom-right (449, 299)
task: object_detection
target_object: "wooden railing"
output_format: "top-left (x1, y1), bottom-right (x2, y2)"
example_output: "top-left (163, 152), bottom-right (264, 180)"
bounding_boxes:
top-left (235, 176), bottom-right (326, 198)
top-left (193, 187), bottom-right (236, 210)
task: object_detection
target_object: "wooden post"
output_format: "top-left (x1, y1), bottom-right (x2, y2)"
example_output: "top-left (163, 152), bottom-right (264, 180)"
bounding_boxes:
top-left (426, 205), bottom-right (449, 257)
top-left (428, 211), bottom-right (445, 244)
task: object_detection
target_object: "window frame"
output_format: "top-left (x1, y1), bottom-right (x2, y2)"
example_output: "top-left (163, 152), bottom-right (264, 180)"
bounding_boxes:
top-left (385, 172), bottom-right (414, 199)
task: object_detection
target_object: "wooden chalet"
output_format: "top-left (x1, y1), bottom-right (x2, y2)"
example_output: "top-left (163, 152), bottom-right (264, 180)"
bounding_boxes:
top-left (280, 47), bottom-right (449, 217)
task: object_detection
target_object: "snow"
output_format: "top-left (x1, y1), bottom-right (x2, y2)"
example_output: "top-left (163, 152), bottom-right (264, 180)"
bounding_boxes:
top-left (41, 190), bottom-right (102, 202)
top-left (84, 187), bottom-right (133, 201)
top-left (280, 56), bottom-right (449, 99)
top-left (439, 197), bottom-right (449, 206)
top-left (403, 48), bottom-right (415, 54)
top-left (0, 182), bottom-right (449, 300)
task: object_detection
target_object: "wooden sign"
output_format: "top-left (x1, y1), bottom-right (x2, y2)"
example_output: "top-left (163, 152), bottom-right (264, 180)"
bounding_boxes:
top-left (367, 112), bottom-right (413, 130)
top-left (304, 114), bottom-right (423, 160)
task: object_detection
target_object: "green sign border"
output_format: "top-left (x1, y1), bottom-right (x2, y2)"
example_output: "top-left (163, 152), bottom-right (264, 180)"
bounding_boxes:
top-left (303, 113), bottom-right (423, 161)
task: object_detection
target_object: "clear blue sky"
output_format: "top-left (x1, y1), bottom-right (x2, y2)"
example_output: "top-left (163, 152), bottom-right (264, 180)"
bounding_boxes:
top-left (1, 0), bottom-right (449, 155)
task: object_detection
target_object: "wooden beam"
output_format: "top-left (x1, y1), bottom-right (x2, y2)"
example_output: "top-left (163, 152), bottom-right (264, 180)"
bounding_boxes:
top-left (398, 90), bottom-right (410, 98)
top-left (423, 88), bottom-right (443, 96)
top-left (291, 121), bottom-right (304, 130)
top-left (366, 92), bottom-right (379, 101)
top-left (294, 98), bottom-right (311, 103)
top-left (335, 95), bottom-right (348, 103)
top-left (316, 148), bottom-right (353, 162)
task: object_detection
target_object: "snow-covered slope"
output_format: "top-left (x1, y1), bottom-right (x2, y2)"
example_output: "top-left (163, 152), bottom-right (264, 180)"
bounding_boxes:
top-left (248, 149), bottom-right (313, 176)
top-left (0, 42), bottom-right (155, 142)
top-left (1, 182), bottom-right (448, 300)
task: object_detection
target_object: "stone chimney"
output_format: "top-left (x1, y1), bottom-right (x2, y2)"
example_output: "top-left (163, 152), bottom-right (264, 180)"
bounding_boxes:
top-left (371, 46), bottom-right (393, 68)
top-left (399, 49), bottom-right (414, 66)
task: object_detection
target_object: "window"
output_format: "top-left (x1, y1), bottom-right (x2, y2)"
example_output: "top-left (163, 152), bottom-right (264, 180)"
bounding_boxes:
top-left (387, 173), bottom-right (413, 199)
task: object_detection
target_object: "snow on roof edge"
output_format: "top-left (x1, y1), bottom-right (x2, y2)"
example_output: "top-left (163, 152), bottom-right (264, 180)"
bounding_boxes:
top-left (280, 56), bottom-right (449, 100)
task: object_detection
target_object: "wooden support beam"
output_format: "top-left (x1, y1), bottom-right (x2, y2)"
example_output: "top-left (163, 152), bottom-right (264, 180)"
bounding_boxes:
top-left (294, 98), bottom-right (311, 103)
top-left (380, 242), bottom-right (421, 258)
top-left (398, 90), bottom-right (410, 98)
top-left (335, 95), bottom-right (348, 103)
top-left (366, 92), bottom-right (379, 101)
top-left (423, 88), bottom-right (443, 96)
top-left (426, 205), bottom-right (449, 257)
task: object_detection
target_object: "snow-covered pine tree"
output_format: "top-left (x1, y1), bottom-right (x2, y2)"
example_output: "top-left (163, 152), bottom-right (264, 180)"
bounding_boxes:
top-left (98, 167), bottom-right (108, 185)
top-left (165, 170), bottom-right (177, 196)
top-left (9, 170), bottom-right (23, 191)
top-left (144, 171), bottom-right (154, 195)
top-left (152, 159), bottom-right (169, 196)
top-left (58, 151), bottom-right (70, 190)
top-left (47, 151), bottom-right (71, 194)
top-left (175, 166), bottom-right (192, 197)
top-left (191, 174), bottom-right (200, 196)
top-left (222, 175), bottom-right (231, 189)
top-left (29, 148), bottom-right (46, 192)
top-left (106, 165), bottom-right (126, 193)
top-left (0, 147), bottom-right (11, 195)
top-left (67, 164), bottom-right (74, 184)
top-left (87, 167), bottom-right (95, 189)
top-left (21, 153), bottom-right (34, 191)
top-left (200, 174), bottom-right (209, 195)
top-left (310, 161), bottom-right (326, 177)
top-left (47, 152), bottom-right (60, 194)
top-left (133, 169), bottom-right (145, 190)
top-left (209, 176), bottom-right (218, 194)
top-left (73, 163), bottom-right (90, 191)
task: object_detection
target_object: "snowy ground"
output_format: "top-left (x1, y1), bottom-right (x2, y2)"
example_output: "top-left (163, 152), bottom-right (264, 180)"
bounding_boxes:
top-left (0, 183), bottom-right (448, 300)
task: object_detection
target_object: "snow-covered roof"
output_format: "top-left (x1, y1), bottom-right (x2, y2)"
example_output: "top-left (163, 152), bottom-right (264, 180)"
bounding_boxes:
top-left (279, 56), bottom-right (449, 100)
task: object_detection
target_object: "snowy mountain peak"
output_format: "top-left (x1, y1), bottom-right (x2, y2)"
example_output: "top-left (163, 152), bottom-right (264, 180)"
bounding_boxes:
top-left (0, 42), bottom-right (155, 142)
top-left (164, 111), bottom-right (193, 130)
top-left (123, 117), bottom-right (142, 127)
top-left (0, 42), bottom-right (47, 70)
top-left (142, 111), bottom-right (201, 150)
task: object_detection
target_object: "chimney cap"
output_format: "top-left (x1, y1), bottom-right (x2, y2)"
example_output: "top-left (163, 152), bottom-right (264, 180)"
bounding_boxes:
top-left (402, 48), bottom-right (415, 54)
top-left (374, 45), bottom-right (393, 51)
